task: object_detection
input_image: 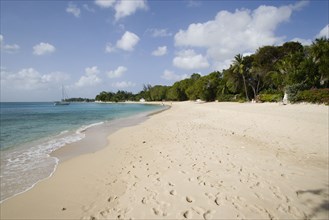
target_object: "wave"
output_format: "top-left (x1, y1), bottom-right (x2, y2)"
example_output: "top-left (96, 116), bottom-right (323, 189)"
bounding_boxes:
top-left (76, 121), bottom-right (104, 134)
top-left (0, 156), bottom-right (59, 204)
top-left (0, 121), bottom-right (105, 203)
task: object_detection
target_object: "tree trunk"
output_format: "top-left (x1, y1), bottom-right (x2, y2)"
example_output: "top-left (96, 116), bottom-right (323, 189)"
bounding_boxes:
top-left (242, 75), bottom-right (249, 101)
top-left (251, 86), bottom-right (257, 100)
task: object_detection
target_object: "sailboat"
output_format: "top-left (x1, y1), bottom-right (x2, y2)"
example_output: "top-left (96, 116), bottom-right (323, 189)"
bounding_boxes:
top-left (54, 85), bottom-right (70, 106)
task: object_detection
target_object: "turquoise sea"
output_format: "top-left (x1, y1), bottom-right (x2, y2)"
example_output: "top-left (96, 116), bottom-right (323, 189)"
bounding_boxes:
top-left (0, 102), bottom-right (164, 202)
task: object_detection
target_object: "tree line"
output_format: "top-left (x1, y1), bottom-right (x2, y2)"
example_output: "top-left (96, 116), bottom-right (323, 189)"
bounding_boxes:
top-left (96, 38), bottom-right (329, 104)
top-left (65, 97), bottom-right (95, 102)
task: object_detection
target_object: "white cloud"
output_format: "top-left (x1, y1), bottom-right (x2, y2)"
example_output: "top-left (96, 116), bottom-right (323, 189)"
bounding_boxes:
top-left (94, 0), bottom-right (147, 20)
top-left (290, 0), bottom-right (309, 11)
top-left (85, 66), bottom-right (100, 75)
top-left (33, 42), bottom-right (56, 55)
top-left (174, 2), bottom-right (308, 69)
top-left (0, 35), bottom-right (20, 53)
top-left (161, 70), bottom-right (188, 81)
top-left (187, 0), bottom-right (202, 8)
top-left (114, 0), bottom-right (147, 21)
top-left (152, 46), bottom-right (167, 56)
top-left (75, 75), bottom-right (102, 87)
top-left (107, 66), bottom-right (127, 78)
top-left (66, 2), bottom-right (81, 17)
top-left (148, 28), bottom-right (172, 37)
top-left (213, 59), bottom-right (234, 72)
top-left (116, 31), bottom-right (140, 51)
top-left (94, 0), bottom-right (116, 8)
top-left (105, 31), bottom-right (139, 53)
top-left (83, 4), bottom-right (95, 12)
top-left (173, 49), bottom-right (209, 70)
top-left (112, 81), bottom-right (136, 89)
top-left (3, 44), bottom-right (20, 52)
top-left (75, 66), bottom-right (102, 87)
top-left (0, 68), bottom-right (69, 90)
top-left (105, 42), bottom-right (116, 53)
top-left (316, 24), bottom-right (329, 38)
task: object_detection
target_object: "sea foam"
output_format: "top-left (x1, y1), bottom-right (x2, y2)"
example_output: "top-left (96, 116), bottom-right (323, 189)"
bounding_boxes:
top-left (0, 122), bottom-right (103, 203)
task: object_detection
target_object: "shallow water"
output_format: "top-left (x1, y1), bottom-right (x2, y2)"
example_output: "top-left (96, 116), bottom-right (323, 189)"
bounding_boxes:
top-left (0, 102), bottom-right (164, 202)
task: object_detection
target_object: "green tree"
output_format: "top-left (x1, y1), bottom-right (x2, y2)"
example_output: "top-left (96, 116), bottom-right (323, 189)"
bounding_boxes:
top-left (185, 73), bottom-right (202, 100)
top-left (223, 68), bottom-right (243, 94)
top-left (275, 50), bottom-right (305, 86)
top-left (200, 71), bottom-right (221, 101)
top-left (166, 78), bottom-right (194, 101)
top-left (310, 38), bottom-right (329, 87)
top-left (281, 41), bottom-right (304, 56)
top-left (149, 85), bottom-right (168, 101)
top-left (190, 73), bottom-right (201, 81)
top-left (95, 91), bottom-right (112, 101)
top-left (251, 45), bottom-right (285, 96)
top-left (232, 54), bottom-right (249, 100)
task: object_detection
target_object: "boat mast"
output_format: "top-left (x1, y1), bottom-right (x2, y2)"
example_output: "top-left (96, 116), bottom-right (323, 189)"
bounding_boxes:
top-left (62, 85), bottom-right (65, 101)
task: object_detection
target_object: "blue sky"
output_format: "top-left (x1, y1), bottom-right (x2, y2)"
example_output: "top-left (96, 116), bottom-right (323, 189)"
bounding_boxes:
top-left (1, 0), bottom-right (328, 101)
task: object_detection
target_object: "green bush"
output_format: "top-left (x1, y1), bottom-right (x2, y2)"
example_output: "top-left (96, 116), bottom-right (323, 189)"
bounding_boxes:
top-left (295, 89), bottom-right (329, 105)
top-left (285, 83), bottom-right (309, 102)
top-left (217, 94), bottom-right (236, 102)
top-left (258, 94), bottom-right (282, 102)
top-left (217, 94), bottom-right (246, 102)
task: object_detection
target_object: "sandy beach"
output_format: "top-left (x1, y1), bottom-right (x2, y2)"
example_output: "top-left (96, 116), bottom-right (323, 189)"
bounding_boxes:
top-left (1, 102), bottom-right (328, 219)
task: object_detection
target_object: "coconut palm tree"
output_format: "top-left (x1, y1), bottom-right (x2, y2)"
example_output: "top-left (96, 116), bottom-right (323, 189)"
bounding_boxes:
top-left (232, 54), bottom-right (249, 101)
top-left (310, 37), bottom-right (329, 86)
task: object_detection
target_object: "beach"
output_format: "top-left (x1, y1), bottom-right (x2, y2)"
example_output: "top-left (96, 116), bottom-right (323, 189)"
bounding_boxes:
top-left (0, 102), bottom-right (328, 219)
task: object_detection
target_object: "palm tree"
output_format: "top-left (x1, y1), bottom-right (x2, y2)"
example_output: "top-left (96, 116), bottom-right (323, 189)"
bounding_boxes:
top-left (310, 37), bottom-right (329, 86)
top-left (310, 38), bottom-right (327, 63)
top-left (232, 54), bottom-right (249, 101)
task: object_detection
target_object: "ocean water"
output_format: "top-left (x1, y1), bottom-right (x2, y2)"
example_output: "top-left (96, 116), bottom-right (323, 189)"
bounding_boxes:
top-left (0, 102), bottom-right (164, 202)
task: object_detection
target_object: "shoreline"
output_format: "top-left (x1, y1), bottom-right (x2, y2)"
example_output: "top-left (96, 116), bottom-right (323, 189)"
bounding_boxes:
top-left (1, 102), bottom-right (328, 219)
top-left (52, 103), bottom-right (170, 162)
top-left (0, 103), bottom-right (167, 203)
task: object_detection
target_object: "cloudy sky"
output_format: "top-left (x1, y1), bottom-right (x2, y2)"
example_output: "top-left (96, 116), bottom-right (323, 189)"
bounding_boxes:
top-left (1, 0), bottom-right (328, 101)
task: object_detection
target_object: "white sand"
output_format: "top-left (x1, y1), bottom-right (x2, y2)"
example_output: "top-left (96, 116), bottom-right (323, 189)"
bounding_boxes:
top-left (1, 102), bottom-right (328, 219)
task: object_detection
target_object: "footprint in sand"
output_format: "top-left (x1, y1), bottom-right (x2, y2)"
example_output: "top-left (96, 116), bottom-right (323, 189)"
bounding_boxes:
top-left (152, 207), bottom-right (167, 217)
top-left (183, 210), bottom-right (192, 219)
top-left (186, 196), bottom-right (193, 203)
top-left (107, 196), bottom-right (118, 203)
top-left (269, 186), bottom-right (284, 200)
top-left (153, 208), bottom-right (160, 215)
top-left (203, 210), bottom-right (214, 220)
top-left (215, 197), bottom-right (220, 206)
top-left (170, 190), bottom-right (177, 195)
top-left (100, 209), bottom-right (109, 217)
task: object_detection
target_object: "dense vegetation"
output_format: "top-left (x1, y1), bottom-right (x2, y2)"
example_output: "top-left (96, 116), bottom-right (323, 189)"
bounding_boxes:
top-left (95, 90), bottom-right (135, 102)
top-left (96, 38), bottom-right (329, 104)
top-left (65, 97), bottom-right (95, 102)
